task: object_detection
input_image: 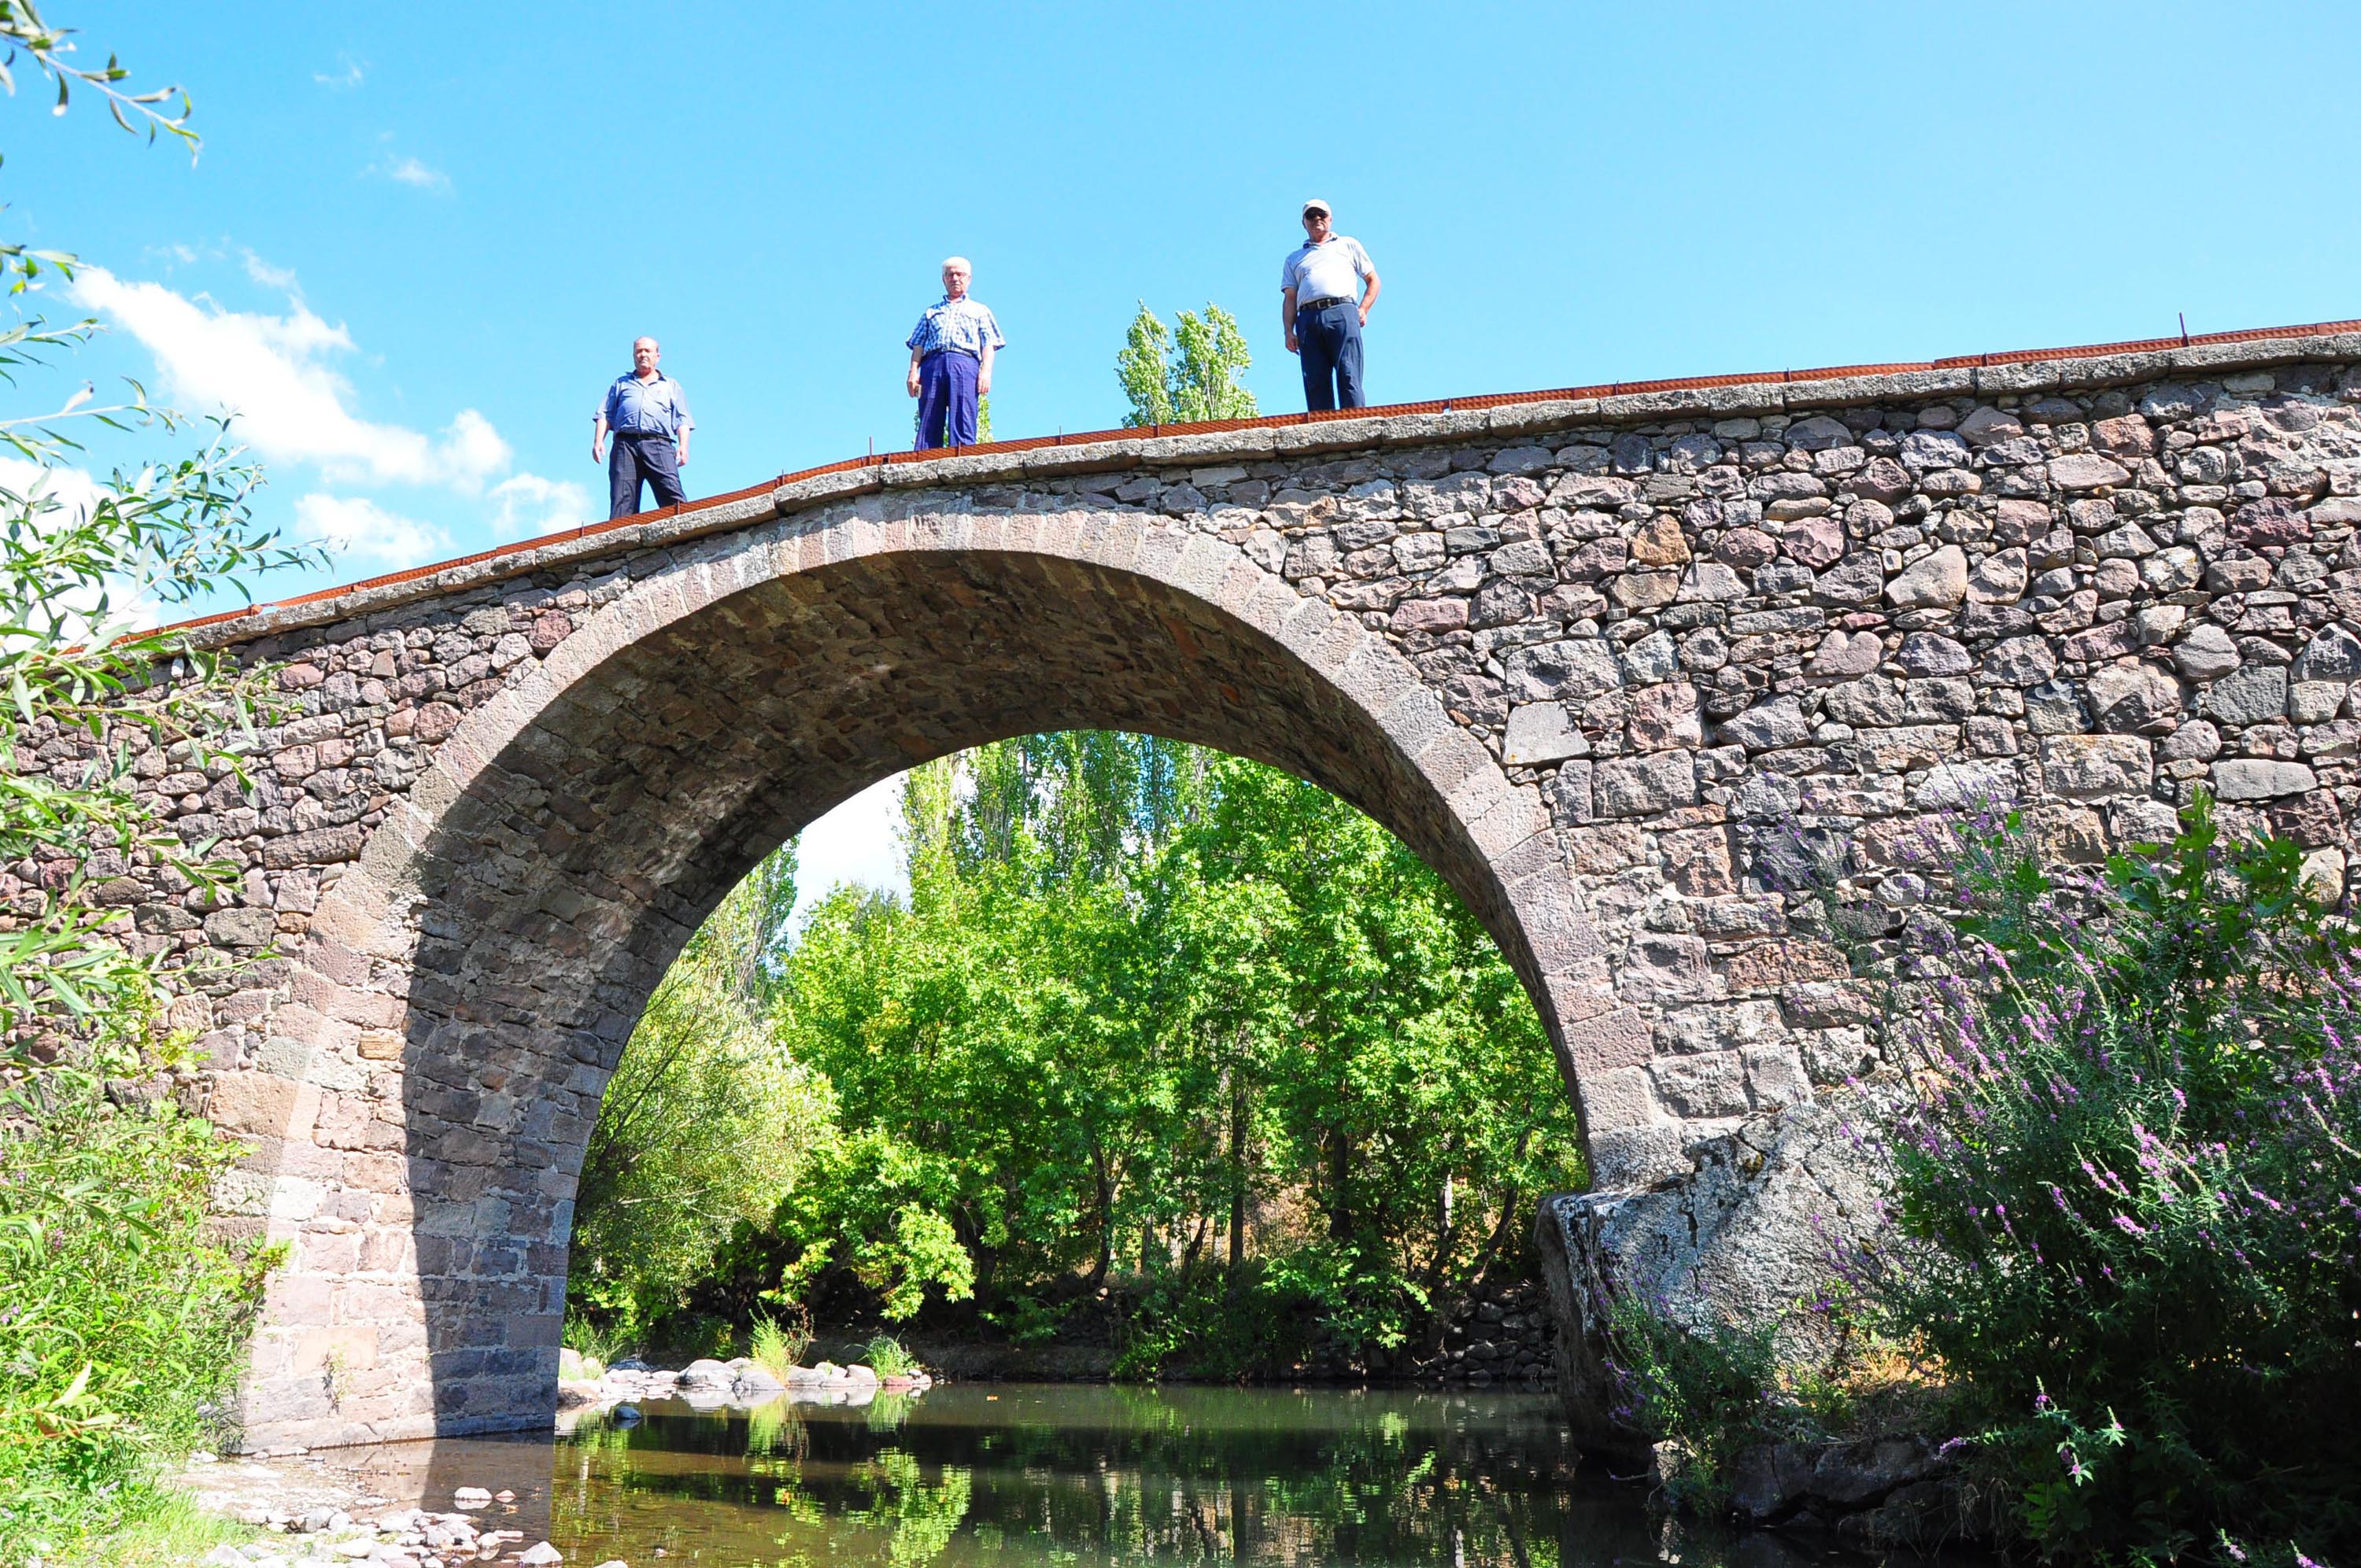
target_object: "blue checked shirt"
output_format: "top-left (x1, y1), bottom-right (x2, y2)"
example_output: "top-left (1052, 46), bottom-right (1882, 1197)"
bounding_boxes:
top-left (599, 371), bottom-right (693, 441)
top-left (906, 297), bottom-right (1006, 360)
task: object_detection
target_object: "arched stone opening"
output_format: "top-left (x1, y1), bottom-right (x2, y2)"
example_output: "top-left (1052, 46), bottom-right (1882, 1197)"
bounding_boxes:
top-left (231, 516), bottom-right (1605, 1448)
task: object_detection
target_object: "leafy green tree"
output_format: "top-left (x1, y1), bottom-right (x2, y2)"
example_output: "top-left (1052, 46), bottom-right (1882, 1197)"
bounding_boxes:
top-left (1138, 757), bottom-right (1580, 1352)
top-left (1117, 303), bottom-right (1257, 427)
top-left (568, 847), bottom-right (835, 1344)
top-left (726, 736), bottom-right (1576, 1371)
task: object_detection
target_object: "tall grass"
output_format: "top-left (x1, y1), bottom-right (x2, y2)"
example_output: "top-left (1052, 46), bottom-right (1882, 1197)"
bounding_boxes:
top-left (563, 1307), bottom-right (628, 1371)
top-left (863, 1335), bottom-right (920, 1379)
top-left (749, 1309), bottom-right (813, 1378)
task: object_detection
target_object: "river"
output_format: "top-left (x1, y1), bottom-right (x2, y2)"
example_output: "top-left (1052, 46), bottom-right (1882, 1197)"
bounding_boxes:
top-left (279, 1381), bottom-right (1935, 1566)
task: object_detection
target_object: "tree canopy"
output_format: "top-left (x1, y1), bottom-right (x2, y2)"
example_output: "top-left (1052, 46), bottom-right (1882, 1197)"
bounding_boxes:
top-left (571, 735), bottom-right (1581, 1375)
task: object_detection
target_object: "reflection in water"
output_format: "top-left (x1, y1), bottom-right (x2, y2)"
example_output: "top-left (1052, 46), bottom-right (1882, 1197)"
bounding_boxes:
top-left (541, 1384), bottom-right (1868, 1567)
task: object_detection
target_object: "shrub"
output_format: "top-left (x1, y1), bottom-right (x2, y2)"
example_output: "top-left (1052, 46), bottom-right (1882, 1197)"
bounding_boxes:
top-left (1858, 799), bottom-right (2361, 1564)
top-left (1108, 1262), bottom-right (1318, 1382)
top-left (1600, 1295), bottom-right (1794, 1507)
top-left (0, 1064), bottom-right (279, 1558)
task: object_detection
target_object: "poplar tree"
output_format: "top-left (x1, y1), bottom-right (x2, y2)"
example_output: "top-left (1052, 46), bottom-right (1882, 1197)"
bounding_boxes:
top-left (1117, 303), bottom-right (1257, 427)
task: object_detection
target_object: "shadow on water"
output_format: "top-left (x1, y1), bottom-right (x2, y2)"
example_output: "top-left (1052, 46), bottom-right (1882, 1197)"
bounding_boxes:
top-left (521, 1384), bottom-right (1990, 1568)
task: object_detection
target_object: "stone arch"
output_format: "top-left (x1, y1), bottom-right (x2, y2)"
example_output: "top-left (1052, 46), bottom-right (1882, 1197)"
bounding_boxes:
top-left (228, 502), bottom-right (1616, 1448)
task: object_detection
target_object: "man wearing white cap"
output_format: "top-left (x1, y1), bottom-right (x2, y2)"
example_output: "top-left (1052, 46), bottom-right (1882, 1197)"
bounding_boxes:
top-left (1280, 199), bottom-right (1380, 411)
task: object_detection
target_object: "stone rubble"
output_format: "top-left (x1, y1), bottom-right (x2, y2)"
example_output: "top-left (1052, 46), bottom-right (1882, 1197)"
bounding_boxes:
top-left (182, 1447), bottom-right (546, 1568)
top-left (1406, 1277), bottom-right (1558, 1387)
top-left (175, 1356), bottom-right (927, 1564)
top-left (556, 1348), bottom-right (930, 1421)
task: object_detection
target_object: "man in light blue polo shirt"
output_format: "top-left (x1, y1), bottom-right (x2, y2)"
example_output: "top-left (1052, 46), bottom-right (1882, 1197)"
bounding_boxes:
top-left (592, 336), bottom-right (693, 519)
top-left (1280, 199), bottom-right (1380, 411)
top-left (904, 256), bottom-right (1004, 450)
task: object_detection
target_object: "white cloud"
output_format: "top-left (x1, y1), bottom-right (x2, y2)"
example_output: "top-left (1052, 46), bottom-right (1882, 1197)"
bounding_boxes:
top-left (242, 251), bottom-right (299, 291)
top-left (293, 493), bottom-right (451, 573)
top-left (491, 472), bottom-right (593, 537)
top-left (379, 155), bottom-right (450, 194)
top-left (314, 56), bottom-right (364, 89)
top-left (68, 266), bottom-right (510, 490)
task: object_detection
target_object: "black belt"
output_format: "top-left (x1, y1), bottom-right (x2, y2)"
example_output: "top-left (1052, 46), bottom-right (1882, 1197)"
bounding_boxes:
top-left (1298, 296), bottom-right (1353, 312)
top-left (921, 346), bottom-right (980, 361)
top-left (616, 430), bottom-right (674, 441)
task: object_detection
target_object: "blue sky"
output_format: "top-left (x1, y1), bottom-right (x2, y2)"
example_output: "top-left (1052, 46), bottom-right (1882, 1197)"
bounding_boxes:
top-left (16, 2), bottom-right (2361, 599)
top-left (13, 1), bottom-right (2361, 913)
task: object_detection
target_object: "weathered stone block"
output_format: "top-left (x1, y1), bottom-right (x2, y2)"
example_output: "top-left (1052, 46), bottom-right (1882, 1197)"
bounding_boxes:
top-left (2040, 735), bottom-right (2152, 799)
top-left (1502, 702), bottom-right (1587, 765)
top-left (1651, 1050), bottom-right (1747, 1118)
top-left (1595, 751), bottom-right (1698, 816)
top-left (1885, 546), bottom-right (1968, 609)
top-left (2211, 758), bottom-right (2318, 799)
top-left (1505, 639), bottom-right (1623, 702)
top-left (2203, 663), bottom-right (2288, 725)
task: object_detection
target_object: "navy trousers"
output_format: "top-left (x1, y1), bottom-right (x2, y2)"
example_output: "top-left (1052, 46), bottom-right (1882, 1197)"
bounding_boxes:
top-left (915, 349), bottom-right (981, 449)
top-left (1297, 302), bottom-right (1365, 411)
top-left (608, 432), bottom-right (685, 519)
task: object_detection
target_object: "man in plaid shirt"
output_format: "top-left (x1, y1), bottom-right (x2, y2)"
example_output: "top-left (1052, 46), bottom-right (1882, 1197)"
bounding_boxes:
top-left (905, 256), bottom-right (1005, 450)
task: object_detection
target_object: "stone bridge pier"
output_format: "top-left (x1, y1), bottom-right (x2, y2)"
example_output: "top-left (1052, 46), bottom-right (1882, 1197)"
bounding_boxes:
top-left (50, 322), bottom-right (2361, 1450)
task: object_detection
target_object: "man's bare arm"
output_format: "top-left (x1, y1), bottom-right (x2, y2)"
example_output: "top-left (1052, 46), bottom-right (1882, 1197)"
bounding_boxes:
top-left (1281, 286), bottom-right (1300, 354)
top-left (907, 348), bottom-right (924, 397)
top-left (675, 421), bottom-right (690, 467)
top-left (977, 344), bottom-right (995, 399)
top-left (1358, 269), bottom-right (1382, 326)
top-left (591, 414), bottom-right (608, 463)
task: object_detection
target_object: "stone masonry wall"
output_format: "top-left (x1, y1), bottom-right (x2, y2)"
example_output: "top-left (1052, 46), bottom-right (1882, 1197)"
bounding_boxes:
top-left (28, 330), bottom-right (2361, 1450)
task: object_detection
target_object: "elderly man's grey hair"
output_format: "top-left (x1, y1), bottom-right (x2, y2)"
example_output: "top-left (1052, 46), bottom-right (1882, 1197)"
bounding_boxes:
top-left (940, 256), bottom-right (972, 274)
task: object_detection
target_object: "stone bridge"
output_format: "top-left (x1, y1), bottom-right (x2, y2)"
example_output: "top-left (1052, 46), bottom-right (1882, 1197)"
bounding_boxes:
top-left (55, 320), bottom-right (2361, 1451)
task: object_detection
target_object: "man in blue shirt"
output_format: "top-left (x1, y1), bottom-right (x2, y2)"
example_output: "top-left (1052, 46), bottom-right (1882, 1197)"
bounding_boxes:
top-left (593, 336), bottom-right (694, 519)
top-left (1280, 200), bottom-right (1380, 412)
top-left (904, 257), bottom-right (1005, 450)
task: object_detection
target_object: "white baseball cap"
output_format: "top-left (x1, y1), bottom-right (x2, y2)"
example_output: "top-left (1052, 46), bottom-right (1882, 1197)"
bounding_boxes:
top-left (1301, 197), bottom-right (1332, 217)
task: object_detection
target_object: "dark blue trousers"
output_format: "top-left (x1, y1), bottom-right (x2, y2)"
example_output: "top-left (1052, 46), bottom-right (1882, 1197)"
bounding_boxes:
top-left (915, 349), bottom-right (981, 449)
top-left (1297, 302), bottom-right (1365, 411)
top-left (608, 432), bottom-right (685, 519)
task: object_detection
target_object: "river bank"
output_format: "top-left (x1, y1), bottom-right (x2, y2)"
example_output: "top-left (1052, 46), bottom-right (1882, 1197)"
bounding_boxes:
top-left (778, 1271), bottom-right (1561, 1390)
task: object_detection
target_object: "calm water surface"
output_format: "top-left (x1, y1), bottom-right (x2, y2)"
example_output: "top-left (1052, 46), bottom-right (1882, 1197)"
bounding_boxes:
top-left (509, 1383), bottom-right (1877, 1567)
